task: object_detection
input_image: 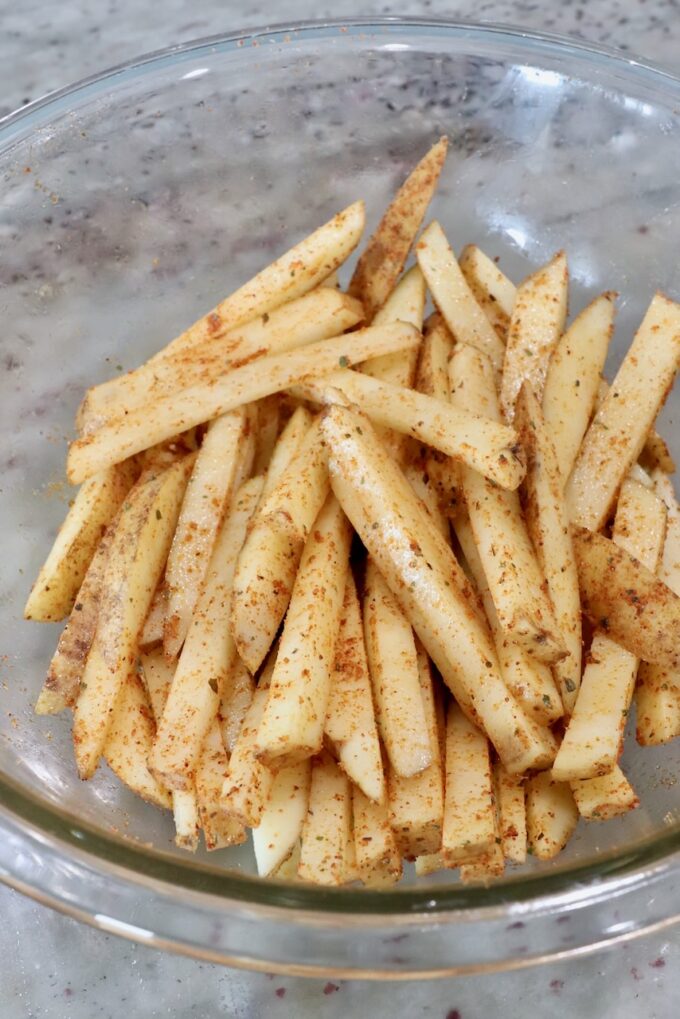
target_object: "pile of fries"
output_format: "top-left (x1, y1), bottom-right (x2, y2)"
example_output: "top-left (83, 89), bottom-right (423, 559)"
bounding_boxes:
top-left (25, 137), bottom-right (680, 886)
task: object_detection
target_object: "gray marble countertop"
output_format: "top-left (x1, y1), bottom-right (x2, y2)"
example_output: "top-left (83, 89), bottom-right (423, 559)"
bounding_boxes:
top-left (3, 2), bottom-right (680, 1017)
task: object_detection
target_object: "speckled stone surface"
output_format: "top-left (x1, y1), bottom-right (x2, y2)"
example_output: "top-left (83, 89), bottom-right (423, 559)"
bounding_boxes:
top-left (3, 2), bottom-right (680, 1017)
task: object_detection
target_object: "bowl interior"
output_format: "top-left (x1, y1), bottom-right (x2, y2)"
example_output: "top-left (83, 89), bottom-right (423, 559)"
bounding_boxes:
top-left (1, 20), bottom-right (680, 908)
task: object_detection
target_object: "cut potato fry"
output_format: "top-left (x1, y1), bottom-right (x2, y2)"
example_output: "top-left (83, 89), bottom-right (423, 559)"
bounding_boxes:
top-left (515, 383), bottom-right (582, 712)
top-left (296, 369), bottom-right (524, 490)
top-left (553, 480), bottom-right (666, 781)
top-left (636, 664), bottom-right (680, 745)
top-left (460, 842), bottom-right (505, 884)
top-left (526, 772), bottom-right (578, 860)
top-left (324, 572), bottom-right (385, 803)
top-left (500, 251), bottom-right (568, 421)
top-left (571, 765), bottom-right (639, 821)
top-left (323, 402), bottom-right (557, 774)
top-left (219, 655), bottom-right (255, 755)
top-left (349, 137), bottom-right (447, 320)
top-left (453, 509), bottom-right (563, 726)
top-left (67, 322), bottom-right (420, 484)
top-left (364, 560), bottom-right (432, 778)
top-left (150, 476), bottom-right (263, 789)
top-left (104, 670), bottom-right (171, 810)
top-left (25, 461), bottom-right (137, 622)
top-left (494, 762), bottom-right (527, 864)
top-left (80, 288), bottom-right (364, 430)
top-left (450, 344), bottom-right (566, 664)
top-left (639, 428), bottom-right (676, 475)
top-left (567, 294), bottom-right (680, 531)
top-left (163, 409), bottom-right (255, 658)
top-left (298, 755), bottom-right (352, 886)
top-left (387, 644), bottom-right (444, 857)
top-left (255, 495), bottom-right (352, 767)
top-left (260, 404), bottom-right (313, 501)
top-left (403, 460), bottom-right (449, 539)
top-left (35, 518), bottom-right (118, 715)
top-left (442, 704), bottom-right (497, 865)
top-left (417, 312), bottom-right (454, 400)
top-left (73, 459), bottom-right (193, 779)
top-left (414, 852), bottom-right (447, 878)
top-left (459, 245), bottom-right (516, 342)
top-left (252, 760), bottom-right (312, 877)
top-left (541, 293), bottom-right (615, 482)
top-left (352, 786), bottom-right (403, 887)
top-left (221, 687), bottom-right (273, 827)
top-left (139, 583), bottom-right (166, 647)
top-left (416, 221), bottom-right (505, 369)
top-left (231, 417), bottom-right (329, 673)
top-left (252, 396), bottom-right (281, 477)
top-left (195, 720), bottom-right (247, 851)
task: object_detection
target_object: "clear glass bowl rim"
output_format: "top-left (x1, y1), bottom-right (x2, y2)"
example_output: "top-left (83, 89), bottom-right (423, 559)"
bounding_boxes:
top-left (2, 16), bottom-right (680, 923)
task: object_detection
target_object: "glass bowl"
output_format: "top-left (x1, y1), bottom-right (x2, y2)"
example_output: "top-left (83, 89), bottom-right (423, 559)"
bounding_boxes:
top-left (1, 18), bottom-right (680, 978)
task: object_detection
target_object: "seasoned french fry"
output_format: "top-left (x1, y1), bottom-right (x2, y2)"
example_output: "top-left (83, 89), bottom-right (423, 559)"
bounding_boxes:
top-left (259, 404), bottom-right (313, 501)
top-left (80, 289), bottom-right (364, 431)
top-left (104, 670), bottom-right (171, 810)
top-left (220, 686), bottom-right (273, 826)
top-left (195, 720), bottom-right (247, 850)
top-left (460, 843), bottom-right (505, 884)
top-left (273, 841), bottom-right (302, 881)
top-left (442, 704), bottom-right (497, 865)
top-left (526, 772), bottom-right (578, 860)
top-left (553, 480), bottom-right (666, 781)
top-left (567, 294), bottom-right (680, 531)
top-left (25, 461), bottom-right (136, 622)
top-left (252, 396), bottom-right (281, 476)
top-left (349, 137), bottom-right (447, 320)
top-left (403, 460), bottom-right (449, 539)
top-left (324, 573), bottom-right (385, 803)
top-left (73, 458), bottom-right (193, 779)
top-left (516, 383), bottom-right (581, 712)
top-left (639, 428), bottom-right (676, 475)
top-left (450, 344), bottom-right (566, 664)
top-left (416, 221), bottom-right (505, 369)
top-left (364, 560), bottom-right (432, 778)
top-left (139, 583), bottom-right (166, 647)
top-left (571, 765), bottom-right (639, 821)
top-left (219, 655), bottom-right (255, 755)
top-left (417, 313), bottom-right (454, 399)
top-left (298, 755), bottom-right (352, 886)
top-left (364, 265), bottom-right (426, 380)
top-left (459, 245), bottom-right (516, 342)
top-left (541, 293), bottom-right (615, 482)
top-left (387, 644), bottom-right (444, 857)
top-left (494, 762), bottom-right (527, 864)
top-left (150, 476), bottom-right (263, 789)
top-left (352, 786), bottom-right (402, 887)
top-left (231, 417), bottom-right (329, 673)
top-left (414, 852), bottom-right (446, 878)
top-left (164, 409), bottom-right (255, 658)
top-left (67, 322), bottom-right (420, 484)
top-left (252, 760), bottom-right (312, 877)
top-left (255, 495), bottom-right (352, 767)
top-left (296, 369), bottom-right (525, 490)
top-left (323, 402), bottom-right (557, 774)
top-left (35, 518), bottom-right (118, 715)
top-left (500, 251), bottom-right (568, 421)
top-left (453, 509), bottom-right (562, 725)
top-left (139, 647), bottom-right (200, 849)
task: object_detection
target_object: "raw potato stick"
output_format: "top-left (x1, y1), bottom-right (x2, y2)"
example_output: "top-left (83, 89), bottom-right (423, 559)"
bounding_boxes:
top-left (541, 293), bottom-right (615, 482)
top-left (323, 402), bottom-right (557, 774)
top-left (415, 313), bottom-right (460, 512)
top-left (349, 137), bottom-right (447, 320)
top-left (72, 458), bottom-right (193, 779)
top-left (150, 476), bottom-right (263, 789)
top-left (449, 344), bottom-right (566, 664)
top-left (353, 786), bottom-right (403, 887)
top-left (363, 560), bottom-right (433, 778)
top-left (221, 686), bottom-right (273, 827)
top-left (80, 288), bottom-right (364, 429)
top-left (553, 480), bottom-right (666, 781)
top-left (403, 460), bottom-right (449, 540)
top-left (259, 404), bottom-right (313, 501)
top-left (567, 293), bottom-right (680, 531)
top-left (442, 703), bottom-right (497, 865)
top-left (67, 322), bottom-right (420, 484)
top-left (494, 762), bottom-right (527, 864)
top-left (25, 460), bottom-right (136, 622)
top-left (459, 244), bottom-right (516, 342)
top-left (500, 251), bottom-right (568, 422)
top-left (219, 655), bottom-right (255, 755)
top-left (195, 720), bottom-right (247, 851)
top-left (163, 408), bottom-right (255, 658)
top-left (515, 383), bottom-right (582, 712)
top-left (252, 760), bottom-right (312, 877)
top-left (252, 396), bottom-right (281, 477)
top-left (571, 765), bottom-right (639, 821)
top-left (104, 670), bottom-right (171, 810)
top-left (139, 583), bottom-right (166, 647)
top-left (595, 379), bottom-right (675, 477)
top-left (416, 221), bottom-right (505, 369)
top-left (526, 772), bottom-right (578, 860)
top-left (255, 495), bottom-right (352, 767)
top-left (298, 755), bottom-right (352, 886)
top-left (324, 572), bottom-right (385, 803)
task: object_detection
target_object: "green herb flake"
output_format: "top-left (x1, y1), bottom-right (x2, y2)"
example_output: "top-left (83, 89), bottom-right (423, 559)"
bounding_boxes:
top-left (338, 355), bottom-right (349, 368)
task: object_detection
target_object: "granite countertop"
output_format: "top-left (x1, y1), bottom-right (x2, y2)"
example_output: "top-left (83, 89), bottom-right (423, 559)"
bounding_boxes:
top-left (3, 2), bottom-right (680, 1017)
